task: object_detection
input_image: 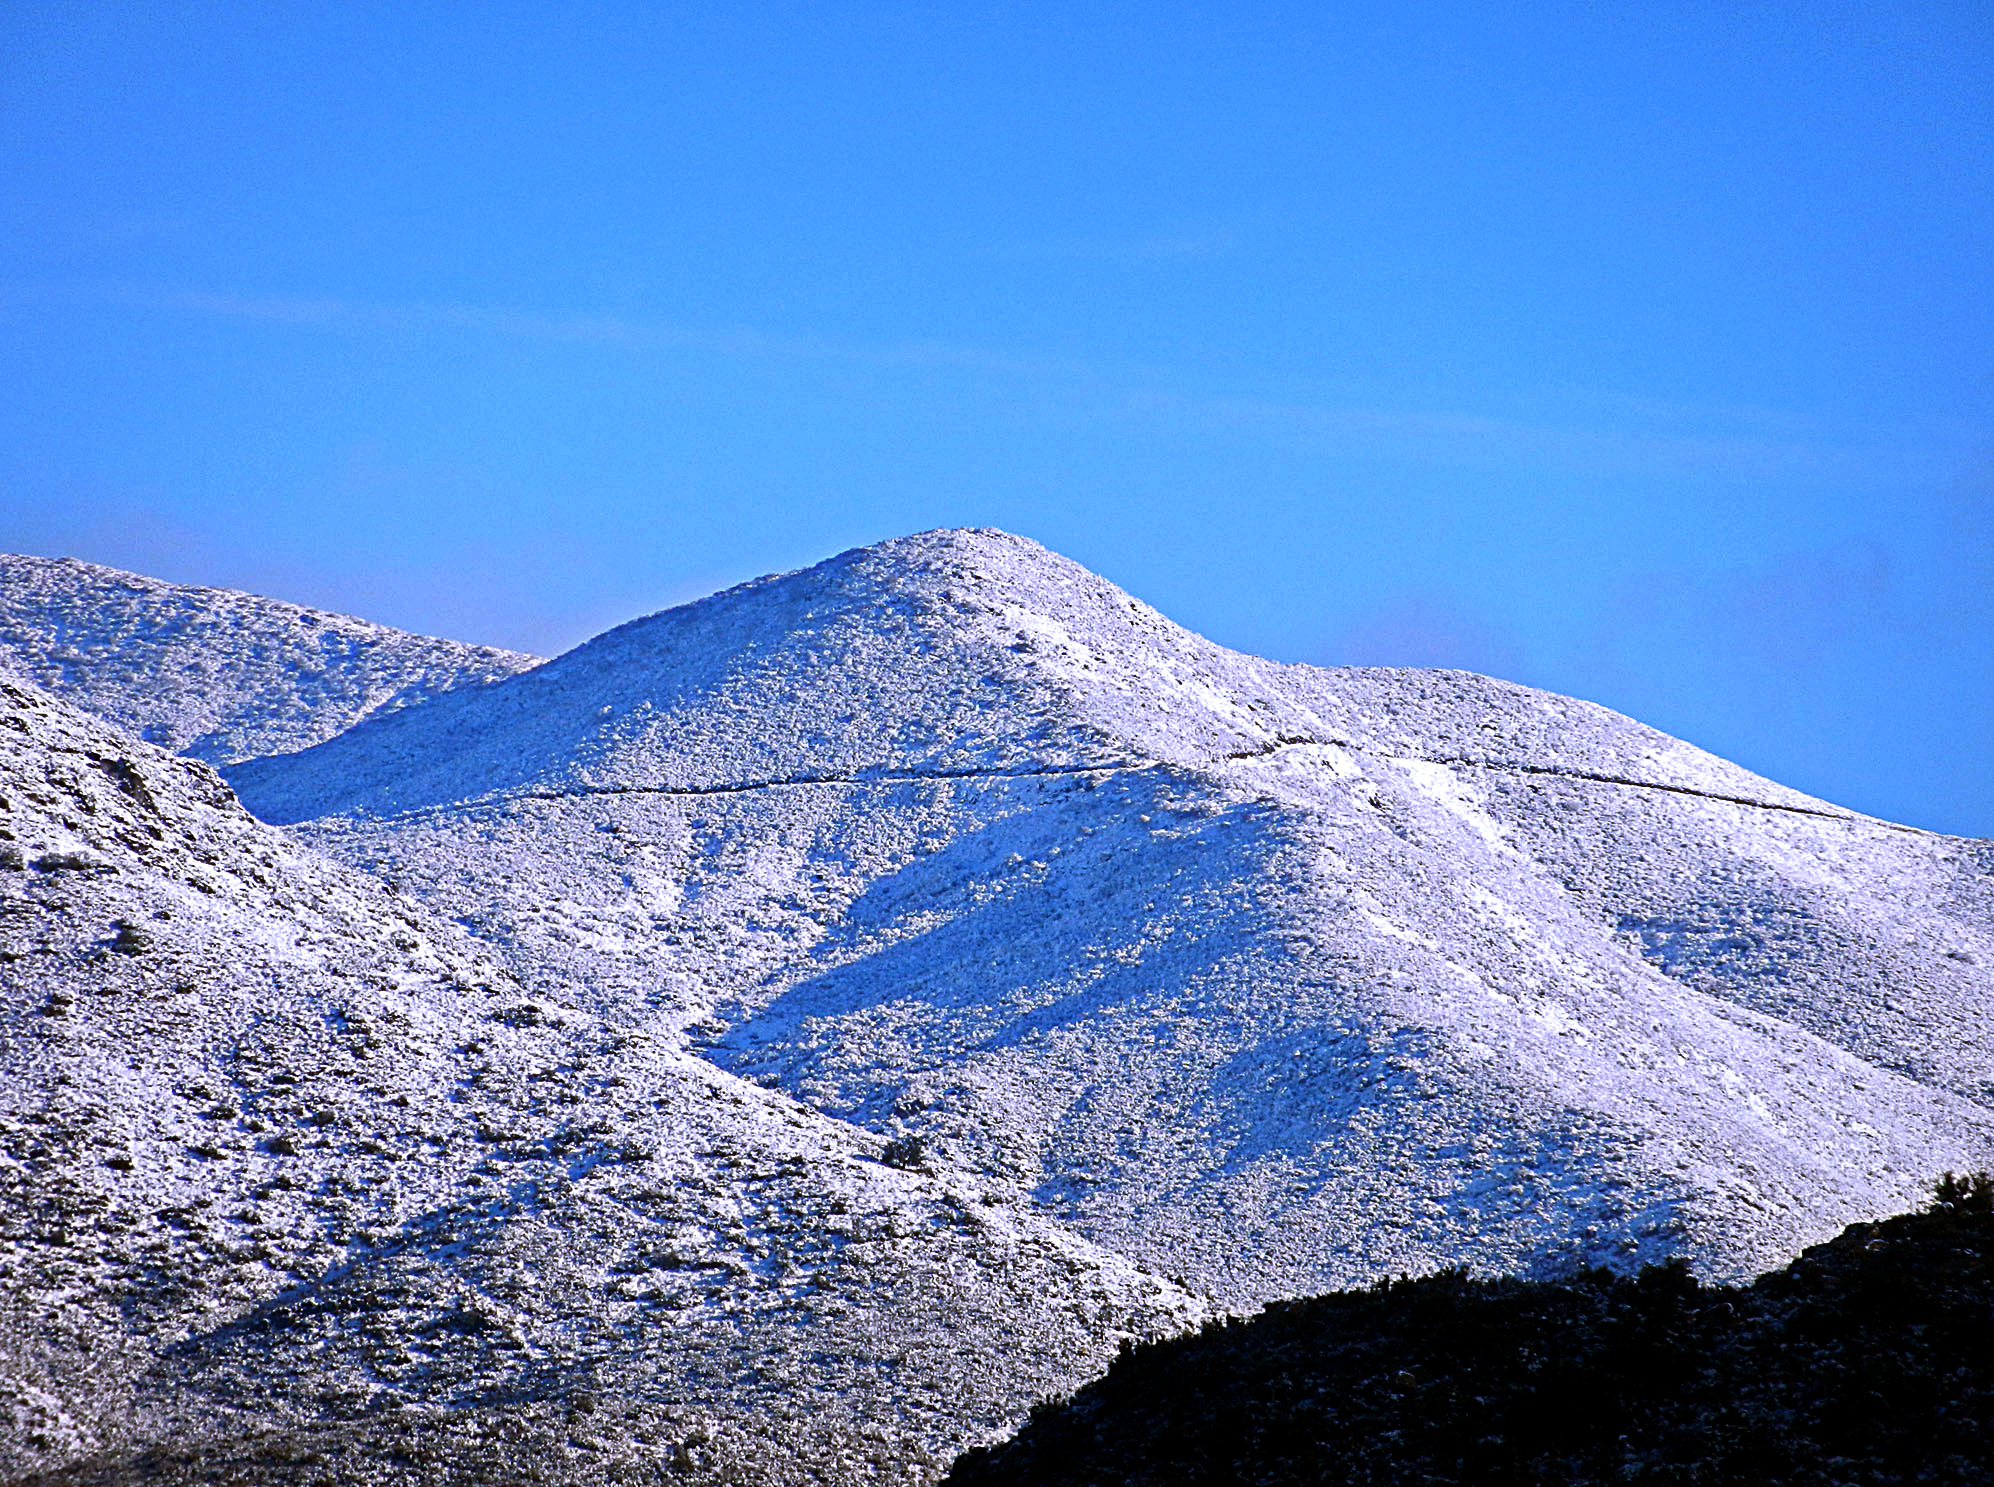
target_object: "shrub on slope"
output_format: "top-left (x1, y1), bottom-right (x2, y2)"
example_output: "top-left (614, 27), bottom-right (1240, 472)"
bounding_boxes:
top-left (948, 1176), bottom-right (1994, 1487)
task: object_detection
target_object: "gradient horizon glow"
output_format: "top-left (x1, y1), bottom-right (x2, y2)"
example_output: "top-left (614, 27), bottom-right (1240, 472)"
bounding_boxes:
top-left (2, 2), bottom-right (1989, 834)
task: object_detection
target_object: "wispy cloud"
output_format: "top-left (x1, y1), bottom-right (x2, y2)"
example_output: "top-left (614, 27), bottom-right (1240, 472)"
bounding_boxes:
top-left (142, 286), bottom-right (812, 357)
top-left (107, 281), bottom-right (1124, 388)
top-left (36, 278), bottom-right (1951, 485)
top-left (1118, 385), bottom-right (1943, 482)
top-left (125, 284), bottom-right (1101, 380)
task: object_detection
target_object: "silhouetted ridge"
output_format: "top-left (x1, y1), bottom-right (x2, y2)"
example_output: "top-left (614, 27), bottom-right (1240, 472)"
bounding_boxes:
top-left (947, 1178), bottom-right (1994, 1486)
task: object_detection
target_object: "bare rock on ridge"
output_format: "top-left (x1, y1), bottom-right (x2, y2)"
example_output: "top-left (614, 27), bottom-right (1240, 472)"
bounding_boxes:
top-left (0, 554), bottom-right (541, 766)
top-left (222, 529), bottom-right (1994, 1305)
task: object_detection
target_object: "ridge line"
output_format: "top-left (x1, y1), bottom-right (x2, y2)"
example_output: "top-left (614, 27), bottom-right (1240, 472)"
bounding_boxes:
top-left (517, 758), bottom-right (1151, 803)
top-left (1428, 756), bottom-right (1887, 825)
top-left (337, 738), bottom-right (1918, 835)
top-left (1225, 736), bottom-right (1907, 831)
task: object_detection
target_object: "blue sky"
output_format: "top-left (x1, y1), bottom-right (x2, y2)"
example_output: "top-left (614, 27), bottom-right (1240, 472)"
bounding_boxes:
top-left (2, 2), bottom-right (1990, 835)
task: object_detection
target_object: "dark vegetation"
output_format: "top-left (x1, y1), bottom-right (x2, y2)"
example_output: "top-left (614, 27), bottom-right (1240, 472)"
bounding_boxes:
top-left (879, 1134), bottom-right (929, 1171)
top-left (948, 1175), bottom-right (1994, 1487)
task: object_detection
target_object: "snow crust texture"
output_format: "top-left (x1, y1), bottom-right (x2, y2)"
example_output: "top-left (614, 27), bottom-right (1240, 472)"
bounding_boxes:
top-left (3, 527), bottom-right (1990, 1484)
top-left (0, 554), bottom-right (541, 765)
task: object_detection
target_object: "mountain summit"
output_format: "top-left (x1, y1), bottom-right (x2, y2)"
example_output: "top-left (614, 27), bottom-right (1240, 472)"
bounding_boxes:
top-left (230, 528), bottom-right (1834, 821)
top-left (229, 527), bottom-right (1264, 820)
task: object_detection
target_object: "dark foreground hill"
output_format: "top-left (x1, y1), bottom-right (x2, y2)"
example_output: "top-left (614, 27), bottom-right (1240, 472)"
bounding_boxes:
top-left (947, 1175), bottom-right (1994, 1487)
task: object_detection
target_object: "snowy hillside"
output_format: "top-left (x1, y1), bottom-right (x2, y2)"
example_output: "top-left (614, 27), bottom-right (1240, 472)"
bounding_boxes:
top-left (0, 666), bottom-right (1198, 1484)
top-left (4, 528), bottom-right (1989, 1485)
top-left (227, 529), bottom-right (1994, 1306)
top-left (0, 554), bottom-right (541, 764)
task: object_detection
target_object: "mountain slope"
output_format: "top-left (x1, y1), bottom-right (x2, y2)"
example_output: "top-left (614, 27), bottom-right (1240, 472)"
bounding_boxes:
top-left (0, 667), bottom-right (1200, 1485)
top-left (225, 529), bottom-right (1994, 1303)
top-left (0, 555), bottom-right (541, 765)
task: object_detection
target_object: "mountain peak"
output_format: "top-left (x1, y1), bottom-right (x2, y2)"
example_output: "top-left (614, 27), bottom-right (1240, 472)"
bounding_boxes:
top-left (598, 527), bottom-right (1150, 649)
top-left (840, 526), bottom-right (1166, 621)
top-left (817, 525), bottom-right (1076, 578)
top-left (227, 530), bottom-right (1232, 821)
top-left (224, 530), bottom-right (1836, 831)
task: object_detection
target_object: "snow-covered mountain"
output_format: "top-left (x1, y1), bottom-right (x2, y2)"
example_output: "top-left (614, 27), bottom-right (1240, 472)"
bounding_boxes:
top-left (228, 529), bottom-right (1994, 1300)
top-left (0, 665), bottom-right (1196, 1484)
top-left (0, 554), bottom-right (541, 764)
top-left (4, 528), bottom-right (1990, 1484)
